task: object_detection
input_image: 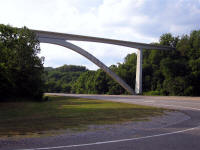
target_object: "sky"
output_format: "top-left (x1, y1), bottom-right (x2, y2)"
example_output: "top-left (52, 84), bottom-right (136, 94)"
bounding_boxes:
top-left (0, 0), bottom-right (200, 70)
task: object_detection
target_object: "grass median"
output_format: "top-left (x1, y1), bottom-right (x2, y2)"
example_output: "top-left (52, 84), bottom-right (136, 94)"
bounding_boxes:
top-left (0, 95), bottom-right (168, 137)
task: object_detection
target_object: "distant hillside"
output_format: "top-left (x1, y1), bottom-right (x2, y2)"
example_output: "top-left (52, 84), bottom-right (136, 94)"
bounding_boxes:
top-left (44, 65), bottom-right (87, 93)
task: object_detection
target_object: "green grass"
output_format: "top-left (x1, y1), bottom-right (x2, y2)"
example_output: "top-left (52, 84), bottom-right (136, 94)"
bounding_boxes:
top-left (143, 91), bottom-right (163, 96)
top-left (0, 96), bottom-right (167, 137)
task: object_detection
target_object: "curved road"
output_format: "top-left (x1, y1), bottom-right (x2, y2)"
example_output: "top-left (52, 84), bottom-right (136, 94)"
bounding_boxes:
top-left (1, 94), bottom-right (200, 150)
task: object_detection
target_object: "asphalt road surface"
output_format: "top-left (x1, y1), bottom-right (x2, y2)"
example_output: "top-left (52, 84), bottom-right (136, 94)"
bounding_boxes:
top-left (1, 94), bottom-right (200, 150)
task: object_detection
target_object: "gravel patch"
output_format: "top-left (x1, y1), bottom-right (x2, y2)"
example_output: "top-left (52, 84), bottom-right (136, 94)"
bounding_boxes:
top-left (72, 111), bottom-right (190, 133)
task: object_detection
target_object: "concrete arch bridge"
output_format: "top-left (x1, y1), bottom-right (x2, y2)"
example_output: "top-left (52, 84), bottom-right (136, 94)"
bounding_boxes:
top-left (32, 29), bottom-right (173, 95)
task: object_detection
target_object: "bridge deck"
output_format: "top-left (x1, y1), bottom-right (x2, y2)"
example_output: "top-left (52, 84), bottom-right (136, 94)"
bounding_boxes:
top-left (31, 29), bottom-right (174, 50)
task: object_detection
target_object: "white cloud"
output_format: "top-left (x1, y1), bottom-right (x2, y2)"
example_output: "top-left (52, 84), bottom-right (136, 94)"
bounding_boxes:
top-left (0, 0), bottom-right (200, 69)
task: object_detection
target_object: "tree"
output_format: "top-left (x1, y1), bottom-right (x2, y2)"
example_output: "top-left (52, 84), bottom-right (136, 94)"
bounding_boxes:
top-left (0, 24), bottom-right (44, 100)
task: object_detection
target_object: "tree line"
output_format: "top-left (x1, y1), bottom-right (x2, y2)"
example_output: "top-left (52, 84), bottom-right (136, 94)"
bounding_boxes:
top-left (44, 65), bottom-right (87, 93)
top-left (45, 30), bottom-right (200, 96)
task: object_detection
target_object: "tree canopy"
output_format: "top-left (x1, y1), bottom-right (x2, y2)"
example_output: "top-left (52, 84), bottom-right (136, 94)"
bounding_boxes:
top-left (44, 65), bottom-right (87, 93)
top-left (0, 24), bottom-right (44, 101)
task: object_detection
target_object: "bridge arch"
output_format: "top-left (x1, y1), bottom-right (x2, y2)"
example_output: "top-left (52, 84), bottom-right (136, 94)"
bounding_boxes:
top-left (39, 37), bottom-right (135, 94)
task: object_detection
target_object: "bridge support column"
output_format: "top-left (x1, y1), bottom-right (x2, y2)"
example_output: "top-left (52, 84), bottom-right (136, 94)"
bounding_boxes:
top-left (135, 49), bottom-right (143, 94)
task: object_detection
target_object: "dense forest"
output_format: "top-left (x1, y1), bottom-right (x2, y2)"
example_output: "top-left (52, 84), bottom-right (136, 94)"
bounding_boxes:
top-left (0, 24), bottom-right (44, 101)
top-left (45, 30), bottom-right (200, 96)
top-left (44, 65), bottom-right (87, 93)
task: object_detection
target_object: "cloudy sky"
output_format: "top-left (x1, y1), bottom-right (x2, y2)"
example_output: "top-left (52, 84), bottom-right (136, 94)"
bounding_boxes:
top-left (0, 0), bottom-right (200, 70)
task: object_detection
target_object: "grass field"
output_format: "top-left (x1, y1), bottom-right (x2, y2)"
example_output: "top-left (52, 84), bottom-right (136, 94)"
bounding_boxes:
top-left (0, 96), bottom-right (167, 137)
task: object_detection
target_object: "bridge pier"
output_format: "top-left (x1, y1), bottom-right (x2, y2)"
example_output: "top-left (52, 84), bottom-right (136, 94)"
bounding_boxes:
top-left (135, 49), bottom-right (143, 94)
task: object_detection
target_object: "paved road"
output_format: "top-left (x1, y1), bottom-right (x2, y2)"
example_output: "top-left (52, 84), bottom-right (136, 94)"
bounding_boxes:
top-left (1, 94), bottom-right (200, 150)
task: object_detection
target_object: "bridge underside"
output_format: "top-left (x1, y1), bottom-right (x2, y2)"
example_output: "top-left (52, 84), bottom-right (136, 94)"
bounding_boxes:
top-left (34, 29), bottom-right (173, 95)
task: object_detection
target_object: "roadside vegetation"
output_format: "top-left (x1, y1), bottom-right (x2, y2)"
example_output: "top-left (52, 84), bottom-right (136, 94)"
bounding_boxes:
top-left (0, 96), bottom-right (167, 137)
top-left (0, 24), bottom-right (44, 101)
